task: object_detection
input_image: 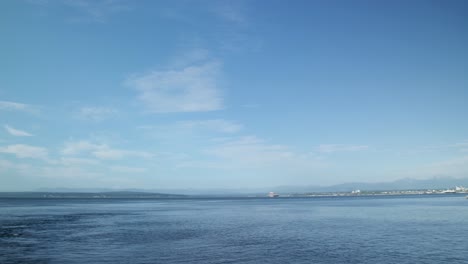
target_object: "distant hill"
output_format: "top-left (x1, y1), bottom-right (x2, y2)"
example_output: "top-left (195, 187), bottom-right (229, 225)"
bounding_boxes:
top-left (35, 187), bottom-right (156, 193)
top-left (20, 176), bottom-right (468, 196)
top-left (0, 191), bottom-right (186, 199)
top-left (35, 187), bottom-right (259, 196)
top-left (273, 176), bottom-right (468, 193)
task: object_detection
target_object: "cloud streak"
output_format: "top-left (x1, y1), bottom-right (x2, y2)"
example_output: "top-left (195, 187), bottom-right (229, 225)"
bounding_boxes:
top-left (110, 166), bottom-right (147, 173)
top-left (29, 0), bottom-right (132, 23)
top-left (62, 140), bottom-right (153, 160)
top-left (205, 136), bottom-right (294, 166)
top-left (403, 156), bottom-right (468, 179)
top-left (180, 136), bottom-right (327, 170)
top-left (64, 0), bottom-right (131, 22)
top-left (0, 100), bottom-right (38, 114)
top-left (317, 144), bottom-right (369, 153)
top-left (77, 106), bottom-right (118, 121)
top-left (211, 2), bottom-right (247, 25)
top-left (0, 144), bottom-right (48, 159)
top-left (176, 119), bottom-right (242, 134)
top-left (4, 125), bottom-right (34, 137)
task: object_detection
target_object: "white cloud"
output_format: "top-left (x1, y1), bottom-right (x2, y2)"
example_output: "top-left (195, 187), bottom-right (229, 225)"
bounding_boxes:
top-left (4, 125), bottom-right (33, 137)
top-left (318, 144), bottom-right (369, 153)
top-left (0, 144), bottom-right (48, 159)
top-left (126, 61), bottom-right (224, 113)
top-left (62, 140), bottom-right (153, 160)
top-left (0, 100), bottom-right (37, 113)
top-left (77, 107), bottom-right (118, 121)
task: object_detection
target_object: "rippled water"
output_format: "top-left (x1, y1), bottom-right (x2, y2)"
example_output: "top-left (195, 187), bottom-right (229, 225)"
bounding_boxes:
top-left (1, 195), bottom-right (467, 264)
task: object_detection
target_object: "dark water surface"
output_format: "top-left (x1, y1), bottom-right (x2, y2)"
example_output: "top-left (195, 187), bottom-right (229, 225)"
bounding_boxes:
top-left (1, 195), bottom-right (467, 264)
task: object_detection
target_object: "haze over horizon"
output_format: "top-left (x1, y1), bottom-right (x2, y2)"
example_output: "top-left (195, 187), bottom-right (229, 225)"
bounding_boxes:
top-left (1, 0), bottom-right (468, 191)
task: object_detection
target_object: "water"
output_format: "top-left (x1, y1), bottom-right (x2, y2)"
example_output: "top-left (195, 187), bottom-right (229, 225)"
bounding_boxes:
top-left (1, 195), bottom-right (467, 264)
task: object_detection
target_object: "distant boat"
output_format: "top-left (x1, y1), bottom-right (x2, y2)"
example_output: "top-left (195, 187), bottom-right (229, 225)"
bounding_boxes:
top-left (442, 189), bottom-right (456, 194)
top-left (268, 192), bottom-right (279, 198)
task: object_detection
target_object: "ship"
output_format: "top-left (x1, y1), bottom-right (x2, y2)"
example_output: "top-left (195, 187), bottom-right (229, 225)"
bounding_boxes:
top-left (268, 192), bottom-right (279, 198)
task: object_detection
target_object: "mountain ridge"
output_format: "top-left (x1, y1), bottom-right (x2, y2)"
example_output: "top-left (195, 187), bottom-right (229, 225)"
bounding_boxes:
top-left (25, 176), bottom-right (468, 195)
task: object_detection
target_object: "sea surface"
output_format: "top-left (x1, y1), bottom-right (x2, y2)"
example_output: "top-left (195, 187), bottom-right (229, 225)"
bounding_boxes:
top-left (1, 195), bottom-right (467, 264)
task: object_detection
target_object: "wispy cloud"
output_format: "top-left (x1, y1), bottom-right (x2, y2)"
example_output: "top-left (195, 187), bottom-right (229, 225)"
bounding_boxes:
top-left (0, 157), bottom-right (103, 183)
top-left (403, 156), bottom-right (468, 179)
top-left (317, 144), bottom-right (369, 153)
top-left (427, 156), bottom-right (468, 177)
top-left (1, 156), bottom-right (107, 182)
top-left (455, 141), bottom-right (468, 152)
top-left (29, 0), bottom-right (132, 23)
top-left (64, 0), bottom-right (131, 23)
top-left (211, 2), bottom-right (247, 25)
top-left (0, 100), bottom-right (38, 114)
top-left (0, 159), bottom-right (32, 173)
top-left (62, 140), bottom-right (100, 155)
top-left (241, 103), bottom-right (260, 109)
top-left (138, 119), bottom-right (242, 144)
top-left (77, 106), bottom-right (118, 121)
top-left (93, 148), bottom-right (152, 160)
top-left (126, 60), bottom-right (224, 113)
top-left (59, 157), bottom-right (100, 166)
top-left (4, 125), bottom-right (34, 137)
top-left (110, 165), bottom-right (147, 173)
top-left (39, 165), bottom-right (103, 179)
top-left (0, 144), bottom-right (48, 159)
top-left (396, 140), bottom-right (468, 155)
top-left (62, 140), bottom-right (153, 160)
top-left (180, 136), bottom-right (326, 170)
top-left (203, 136), bottom-right (299, 167)
top-left (168, 49), bottom-right (210, 68)
top-left (176, 119), bottom-right (242, 134)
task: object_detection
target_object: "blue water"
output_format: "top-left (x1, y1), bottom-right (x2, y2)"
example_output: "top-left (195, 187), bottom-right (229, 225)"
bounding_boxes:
top-left (1, 195), bottom-right (467, 264)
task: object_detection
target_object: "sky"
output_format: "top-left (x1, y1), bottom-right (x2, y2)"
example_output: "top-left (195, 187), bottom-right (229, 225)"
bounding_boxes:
top-left (1, 0), bottom-right (468, 191)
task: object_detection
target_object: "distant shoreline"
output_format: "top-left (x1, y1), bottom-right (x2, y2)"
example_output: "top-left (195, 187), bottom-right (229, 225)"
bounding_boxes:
top-left (0, 191), bottom-right (466, 199)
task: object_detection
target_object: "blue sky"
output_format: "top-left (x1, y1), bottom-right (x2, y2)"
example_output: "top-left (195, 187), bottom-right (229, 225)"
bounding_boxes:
top-left (1, 0), bottom-right (468, 191)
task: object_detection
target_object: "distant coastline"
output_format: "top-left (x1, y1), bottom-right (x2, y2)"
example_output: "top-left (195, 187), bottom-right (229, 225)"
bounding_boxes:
top-left (0, 186), bottom-right (467, 199)
top-left (0, 191), bottom-right (186, 199)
